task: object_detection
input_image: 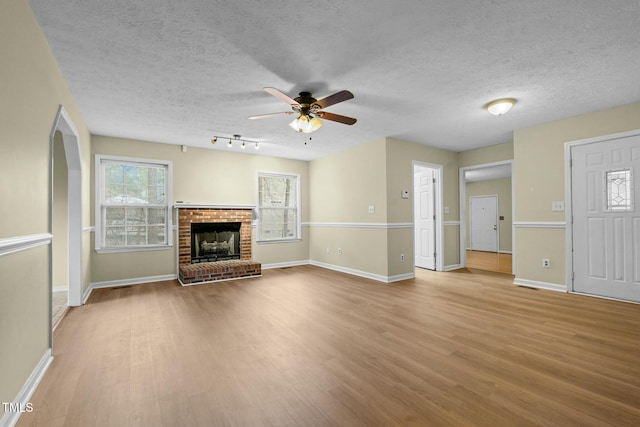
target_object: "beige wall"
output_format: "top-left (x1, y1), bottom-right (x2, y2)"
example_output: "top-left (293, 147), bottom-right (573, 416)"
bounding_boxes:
top-left (90, 136), bottom-right (310, 283)
top-left (513, 102), bottom-right (640, 286)
top-left (466, 178), bottom-right (512, 252)
top-left (0, 0), bottom-right (90, 413)
top-left (458, 141), bottom-right (513, 167)
top-left (308, 137), bottom-right (460, 279)
top-left (308, 138), bottom-right (390, 276)
top-left (385, 137), bottom-right (460, 270)
top-left (309, 138), bottom-right (388, 223)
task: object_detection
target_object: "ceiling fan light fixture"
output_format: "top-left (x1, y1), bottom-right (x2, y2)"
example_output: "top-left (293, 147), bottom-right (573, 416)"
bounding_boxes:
top-left (485, 98), bottom-right (516, 116)
top-left (289, 115), bottom-right (322, 133)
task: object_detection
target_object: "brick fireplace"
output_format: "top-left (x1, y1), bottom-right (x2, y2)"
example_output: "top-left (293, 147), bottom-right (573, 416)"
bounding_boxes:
top-left (176, 204), bottom-right (261, 285)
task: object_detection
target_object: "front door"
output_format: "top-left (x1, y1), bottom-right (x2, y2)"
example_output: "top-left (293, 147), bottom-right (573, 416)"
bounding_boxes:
top-left (414, 167), bottom-right (436, 270)
top-left (571, 134), bottom-right (640, 302)
top-left (470, 195), bottom-right (498, 252)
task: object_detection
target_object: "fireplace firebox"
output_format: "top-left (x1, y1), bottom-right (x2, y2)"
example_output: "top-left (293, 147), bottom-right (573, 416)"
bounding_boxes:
top-left (191, 222), bottom-right (241, 263)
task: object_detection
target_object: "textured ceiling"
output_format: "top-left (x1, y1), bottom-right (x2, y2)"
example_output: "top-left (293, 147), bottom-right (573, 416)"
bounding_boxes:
top-left (30, 0), bottom-right (640, 161)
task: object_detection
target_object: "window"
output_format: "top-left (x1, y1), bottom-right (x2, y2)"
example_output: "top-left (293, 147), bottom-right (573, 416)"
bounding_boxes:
top-left (605, 169), bottom-right (633, 212)
top-left (95, 155), bottom-right (172, 252)
top-left (257, 172), bottom-right (300, 242)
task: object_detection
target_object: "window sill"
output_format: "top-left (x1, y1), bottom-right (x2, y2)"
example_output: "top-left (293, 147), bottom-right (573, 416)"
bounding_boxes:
top-left (95, 245), bottom-right (173, 254)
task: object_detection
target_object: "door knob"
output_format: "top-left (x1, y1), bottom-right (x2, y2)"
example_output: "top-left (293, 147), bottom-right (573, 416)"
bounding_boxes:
top-left (493, 225), bottom-right (497, 230)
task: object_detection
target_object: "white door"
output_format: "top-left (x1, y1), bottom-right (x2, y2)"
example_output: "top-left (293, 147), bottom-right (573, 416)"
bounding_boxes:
top-left (470, 196), bottom-right (498, 252)
top-left (414, 167), bottom-right (436, 270)
top-left (571, 134), bottom-right (640, 302)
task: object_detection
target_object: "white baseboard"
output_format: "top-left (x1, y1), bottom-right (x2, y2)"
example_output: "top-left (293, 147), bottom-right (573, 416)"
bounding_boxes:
top-left (261, 260), bottom-right (310, 270)
top-left (82, 285), bottom-right (92, 304)
top-left (0, 349), bottom-right (53, 427)
top-left (309, 260), bottom-right (411, 284)
top-left (84, 274), bottom-right (178, 303)
top-left (444, 264), bottom-right (462, 271)
top-left (388, 272), bottom-right (415, 282)
top-left (514, 278), bottom-right (566, 292)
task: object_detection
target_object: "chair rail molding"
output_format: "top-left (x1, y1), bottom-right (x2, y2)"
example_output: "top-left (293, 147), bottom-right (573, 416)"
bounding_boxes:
top-left (0, 233), bottom-right (52, 257)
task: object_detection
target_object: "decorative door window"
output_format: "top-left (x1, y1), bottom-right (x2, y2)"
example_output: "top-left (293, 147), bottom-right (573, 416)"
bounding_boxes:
top-left (604, 169), bottom-right (633, 212)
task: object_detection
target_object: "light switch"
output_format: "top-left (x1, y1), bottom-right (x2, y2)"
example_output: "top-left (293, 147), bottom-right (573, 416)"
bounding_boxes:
top-left (551, 201), bottom-right (564, 211)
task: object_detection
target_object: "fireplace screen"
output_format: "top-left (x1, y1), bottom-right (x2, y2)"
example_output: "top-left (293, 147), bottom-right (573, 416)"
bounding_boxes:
top-left (191, 222), bottom-right (241, 263)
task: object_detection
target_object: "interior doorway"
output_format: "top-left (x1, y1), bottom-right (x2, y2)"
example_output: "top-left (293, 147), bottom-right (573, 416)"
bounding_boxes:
top-left (49, 106), bottom-right (83, 345)
top-left (52, 131), bottom-right (69, 328)
top-left (459, 160), bottom-right (513, 274)
top-left (413, 162), bottom-right (442, 271)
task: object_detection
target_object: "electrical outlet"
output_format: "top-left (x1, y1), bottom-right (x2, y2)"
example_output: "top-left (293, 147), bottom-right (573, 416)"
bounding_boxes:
top-left (551, 201), bottom-right (564, 211)
top-left (368, 205), bottom-right (375, 214)
top-left (326, 247), bottom-right (330, 254)
top-left (338, 248), bottom-right (342, 255)
top-left (542, 258), bottom-right (550, 268)
top-left (400, 254), bottom-right (405, 262)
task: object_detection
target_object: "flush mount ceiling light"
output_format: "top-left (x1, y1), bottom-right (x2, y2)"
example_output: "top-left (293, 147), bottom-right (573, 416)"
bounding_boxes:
top-left (289, 114), bottom-right (322, 133)
top-left (485, 98), bottom-right (516, 116)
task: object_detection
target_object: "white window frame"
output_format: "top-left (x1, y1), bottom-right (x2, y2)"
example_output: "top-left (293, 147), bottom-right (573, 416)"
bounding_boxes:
top-left (257, 171), bottom-right (301, 243)
top-left (95, 154), bottom-right (173, 253)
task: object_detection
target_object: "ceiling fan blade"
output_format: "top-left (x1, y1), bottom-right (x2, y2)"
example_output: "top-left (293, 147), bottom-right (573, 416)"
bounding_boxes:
top-left (248, 111), bottom-right (294, 120)
top-left (264, 87), bottom-right (300, 106)
top-left (314, 90), bottom-right (354, 109)
top-left (317, 111), bottom-right (357, 125)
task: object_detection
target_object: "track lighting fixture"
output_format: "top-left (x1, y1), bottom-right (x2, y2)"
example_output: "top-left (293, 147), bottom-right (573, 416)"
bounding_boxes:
top-left (210, 134), bottom-right (260, 150)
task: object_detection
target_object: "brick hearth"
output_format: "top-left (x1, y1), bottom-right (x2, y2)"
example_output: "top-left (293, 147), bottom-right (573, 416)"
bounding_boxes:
top-left (176, 205), bottom-right (261, 285)
top-left (179, 260), bottom-right (261, 285)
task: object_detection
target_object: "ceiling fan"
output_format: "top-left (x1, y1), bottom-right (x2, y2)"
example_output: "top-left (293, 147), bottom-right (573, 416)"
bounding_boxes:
top-left (249, 87), bottom-right (357, 133)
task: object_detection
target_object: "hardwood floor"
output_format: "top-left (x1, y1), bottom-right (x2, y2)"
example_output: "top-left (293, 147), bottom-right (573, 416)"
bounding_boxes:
top-left (466, 250), bottom-right (513, 275)
top-left (19, 266), bottom-right (640, 426)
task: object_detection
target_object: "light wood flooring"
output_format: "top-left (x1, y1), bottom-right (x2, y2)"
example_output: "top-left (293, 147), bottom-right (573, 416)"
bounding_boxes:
top-left (466, 250), bottom-right (513, 275)
top-left (19, 265), bottom-right (640, 426)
